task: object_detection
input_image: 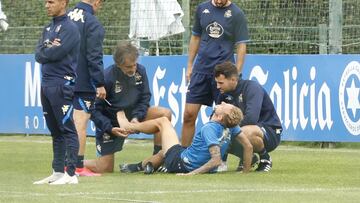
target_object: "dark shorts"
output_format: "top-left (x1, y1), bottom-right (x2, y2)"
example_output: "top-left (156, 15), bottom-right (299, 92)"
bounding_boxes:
top-left (228, 124), bottom-right (282, 158)
top-left (96, 132), bottom-right (125, 157)
top-left (260, 125), bottom-right (282, 152)
top-left (73, 92), bottom-right (96, 113)
top-left (186, 72), bottom-right (219, 106)
top-left (164, 144), bottom-right (189, 173)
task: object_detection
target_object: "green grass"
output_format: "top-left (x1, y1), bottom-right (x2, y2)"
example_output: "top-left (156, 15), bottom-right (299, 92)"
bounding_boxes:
top-left (0, 135), bottom-right (359, 203)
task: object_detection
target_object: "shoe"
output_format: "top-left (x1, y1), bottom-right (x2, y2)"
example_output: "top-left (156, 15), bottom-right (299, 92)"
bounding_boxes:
top-left (144, 162), bottom-right (154, 175)
top-left (119, 163), bottom-right (143, 173)
top-left (50, 172), bottom-right (78, 185)
top-left (255, 158), bottom-right (272, 172)
top-left (237, 154), bottom-right (260, 172)
top-left (75, 167), bottom-right (101, 177)
top-left (156, 165), bottom-right (168, 173)
top-left (33, 171), bottom-right (64, 184)
top-left (216, 161), bottom-right (228, 172)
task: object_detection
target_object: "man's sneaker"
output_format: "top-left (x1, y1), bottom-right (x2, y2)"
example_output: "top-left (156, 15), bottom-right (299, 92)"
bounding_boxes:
top-left (156, 165), bottom-right (168, 173)
top-left (237, 154), bottom-right (260, 172)
top-left (255, 158), bottom-right (272, 172)
top-left (119, 163), bottom-right (143, 173)
top-left (144, 162), bottom-right (155, 175)
top-left (216, 161), bottom-right (228, 172)
top-left (50, 172), bottom-right (78, 185)
top-left (75, 167), bottom-right (101, 177)
top-left (33, 171), bottom-right (64, 184)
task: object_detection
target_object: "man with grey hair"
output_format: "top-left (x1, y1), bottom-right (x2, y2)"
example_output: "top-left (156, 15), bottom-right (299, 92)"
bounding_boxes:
top-left (68, 0), bottom-right (107, 176)
top-left (84, 42), bottom-right (171, 173)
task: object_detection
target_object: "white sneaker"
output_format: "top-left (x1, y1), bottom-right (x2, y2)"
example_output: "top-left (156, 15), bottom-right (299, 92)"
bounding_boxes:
top-left (33, 171), bottom-right (64, 185)
top-left (50, 172), bottom-right (78, 185)
top-left (216, 161), bottom-right (228, 172)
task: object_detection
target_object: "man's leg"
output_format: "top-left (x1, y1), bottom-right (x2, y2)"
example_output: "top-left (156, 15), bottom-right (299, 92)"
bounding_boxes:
top-left (241, 125), bottom-right (272, 172)
top-left (84, 154), bottom-right (115, 173)
top-left (181, 103), bottom-right (201, 147)
top-left (144, 106), bottom-right (172, 154)
top-left (73, 109), bottom-right (90, 168)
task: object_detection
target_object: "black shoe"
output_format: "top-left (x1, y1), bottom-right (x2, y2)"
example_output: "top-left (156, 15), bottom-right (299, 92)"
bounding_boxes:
top-left (144, 162), bottom-right (155, 175)
top-left (255, 158), bottom-right (272, 172)
top-left (237, 154), bottom-right (259, 172)
top-left (156, 165), bottom-right (168, 173)
top-left (119, 163), bottom-right (142, 173)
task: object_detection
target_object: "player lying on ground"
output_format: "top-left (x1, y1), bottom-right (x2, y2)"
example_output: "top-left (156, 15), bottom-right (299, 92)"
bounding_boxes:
top-left (118, 102), bottom-right (245, 175)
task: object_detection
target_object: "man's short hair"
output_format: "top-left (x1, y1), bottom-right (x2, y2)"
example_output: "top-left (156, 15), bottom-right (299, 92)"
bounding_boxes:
top-left (214, 61), bottom-right (238, 79)
top-left (222, 106), bottom-right (243, 128)
top-left (113, 41), bottom-right (139, 65)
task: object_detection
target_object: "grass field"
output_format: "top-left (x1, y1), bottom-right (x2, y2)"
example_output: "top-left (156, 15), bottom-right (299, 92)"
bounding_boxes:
top-left (0, 135), bottom-right (359, 203)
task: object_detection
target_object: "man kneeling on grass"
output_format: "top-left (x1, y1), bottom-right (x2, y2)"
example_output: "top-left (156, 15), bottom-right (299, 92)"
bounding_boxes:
top-left (118, 102), bottom-right (244, 175)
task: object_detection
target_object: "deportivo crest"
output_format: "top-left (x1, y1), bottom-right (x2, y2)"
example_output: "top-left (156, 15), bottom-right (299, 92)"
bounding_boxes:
top-left (206, 21), bottom-right (224, 38)
top-left (115, 80), bottom-right (122, 93)
top-left (62, 105), bottom-right (70, 115)
top-left (224, 10), bottom-right (232, 18)
top-left (218, 128), bottom-right (230, 146)
top-left (134, 72), bottom-right (143, 85)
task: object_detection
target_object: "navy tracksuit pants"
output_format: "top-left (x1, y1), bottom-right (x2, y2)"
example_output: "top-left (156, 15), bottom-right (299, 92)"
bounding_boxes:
top-left (41, 83), bottom-right (79, 176)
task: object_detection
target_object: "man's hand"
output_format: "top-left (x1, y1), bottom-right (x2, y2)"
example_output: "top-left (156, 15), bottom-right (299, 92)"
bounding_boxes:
top-left (96, 86), bottom-right (106, 99)
top-left (186, 65), bottom-right (192, 84)
top-left (176, 172), bottom-right (195, 176)
top-left (111, 127), bottom-right (129, 138)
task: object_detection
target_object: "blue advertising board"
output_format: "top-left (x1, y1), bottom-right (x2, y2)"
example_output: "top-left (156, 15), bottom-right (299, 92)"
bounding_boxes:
top-left (0, 54), bottom-right (359, 142)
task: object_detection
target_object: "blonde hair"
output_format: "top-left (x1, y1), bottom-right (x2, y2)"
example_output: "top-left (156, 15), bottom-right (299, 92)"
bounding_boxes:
top-left (222, 106), bottom-right (243, 128)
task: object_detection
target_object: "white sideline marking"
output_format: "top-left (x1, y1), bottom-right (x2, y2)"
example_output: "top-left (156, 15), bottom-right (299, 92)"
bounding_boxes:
top-left (1, 187), bottom-right (360, 197)
top-left (1, 137), bottom-right (359, 153)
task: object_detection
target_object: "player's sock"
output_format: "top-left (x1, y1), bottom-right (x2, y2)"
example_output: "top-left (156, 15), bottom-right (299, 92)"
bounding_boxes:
top-left (76, 155), bottom-right (84, 168)
top-left (153, 145), bottom-right (162, 155)
top-left (222, 153), bottom-right (228, 162)
top-left (258, 148), bottom-right (270, 160)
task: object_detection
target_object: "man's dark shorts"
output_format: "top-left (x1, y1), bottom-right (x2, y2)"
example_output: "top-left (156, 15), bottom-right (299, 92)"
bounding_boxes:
top-left (96, 132), bottom-right (125, 157)
top-left (186, 72), bottom-right (219, 106)
top-left (228, 124), bottom-right (282, 158)
top-left (73, 92), bottom-right (96, 113)
top-left (164, 144), bottom-right (189, 173)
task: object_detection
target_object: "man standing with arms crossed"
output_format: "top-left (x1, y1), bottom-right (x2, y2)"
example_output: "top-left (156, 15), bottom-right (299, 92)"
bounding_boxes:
top-left (68, 0), bottom-right (106, 176)
top-left (33, 0), bottom-right (80, 185)
top-left (182, 0), bottom-right (249, 147)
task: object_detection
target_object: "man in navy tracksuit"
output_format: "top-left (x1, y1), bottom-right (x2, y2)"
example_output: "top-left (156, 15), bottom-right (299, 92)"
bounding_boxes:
top-left (84, 42), bottom-right (171, 173)
top-left (67, 0), bottom-right (106, 176)
top-left (215, 61), bottom-right (283, 173)
top-left (33, 0), bottom-right (80, 185)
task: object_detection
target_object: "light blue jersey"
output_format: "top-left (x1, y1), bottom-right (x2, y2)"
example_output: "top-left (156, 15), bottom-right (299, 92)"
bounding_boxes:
top-left (181, 121), bottom-right (241, 172)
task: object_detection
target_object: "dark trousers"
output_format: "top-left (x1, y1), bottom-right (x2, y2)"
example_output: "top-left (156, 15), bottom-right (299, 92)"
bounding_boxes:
top-left (41, 84), bottom-right (79, 176)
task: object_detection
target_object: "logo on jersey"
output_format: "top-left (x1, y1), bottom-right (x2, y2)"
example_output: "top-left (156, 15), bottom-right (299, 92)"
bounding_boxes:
top-left (62, 105), bottom-right (70, 115)
top-left (55, 25), bottom-right (61, 33)
top-left (96, 144), bottom-right (101, 153)
top-left (218, 128), bottom-right (230, 146)
top-left (202, 9), bottom-right (210, 14)
top-left (68, 8), bottom-right (85, 23)
top-left (115, 80), bottom-right (123, 93)
top-left (239, 94), bottom-right (243, 103)
top-left (339, 61), bottom-right (360, 135)
top-left (84, 100), bottom-right (92, 110)
top-left (46, 27), bottom-right (50, 31)
top-left (224, 10), bottom-right (232, 18)
top-left (206, 21), bottom-right (224, 38)
top-left (134, 72), bottom-right (143, 85)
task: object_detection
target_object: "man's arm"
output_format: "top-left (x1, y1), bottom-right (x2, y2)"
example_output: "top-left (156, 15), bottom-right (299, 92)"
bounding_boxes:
top-left (186, 35), bottom-right (200, 82)
top-left (131, 68), bottom-right (151, 121)
top-left (86, 22), bottom-right (106, 99)
top-left (235, 43), bottom-right (246, 75)
top-left (179, 145), bottom-right (222, 175)
top-left (35, 25), bottom-right (80, 62)
top-left (235, 132), bottom-right (253, 173)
